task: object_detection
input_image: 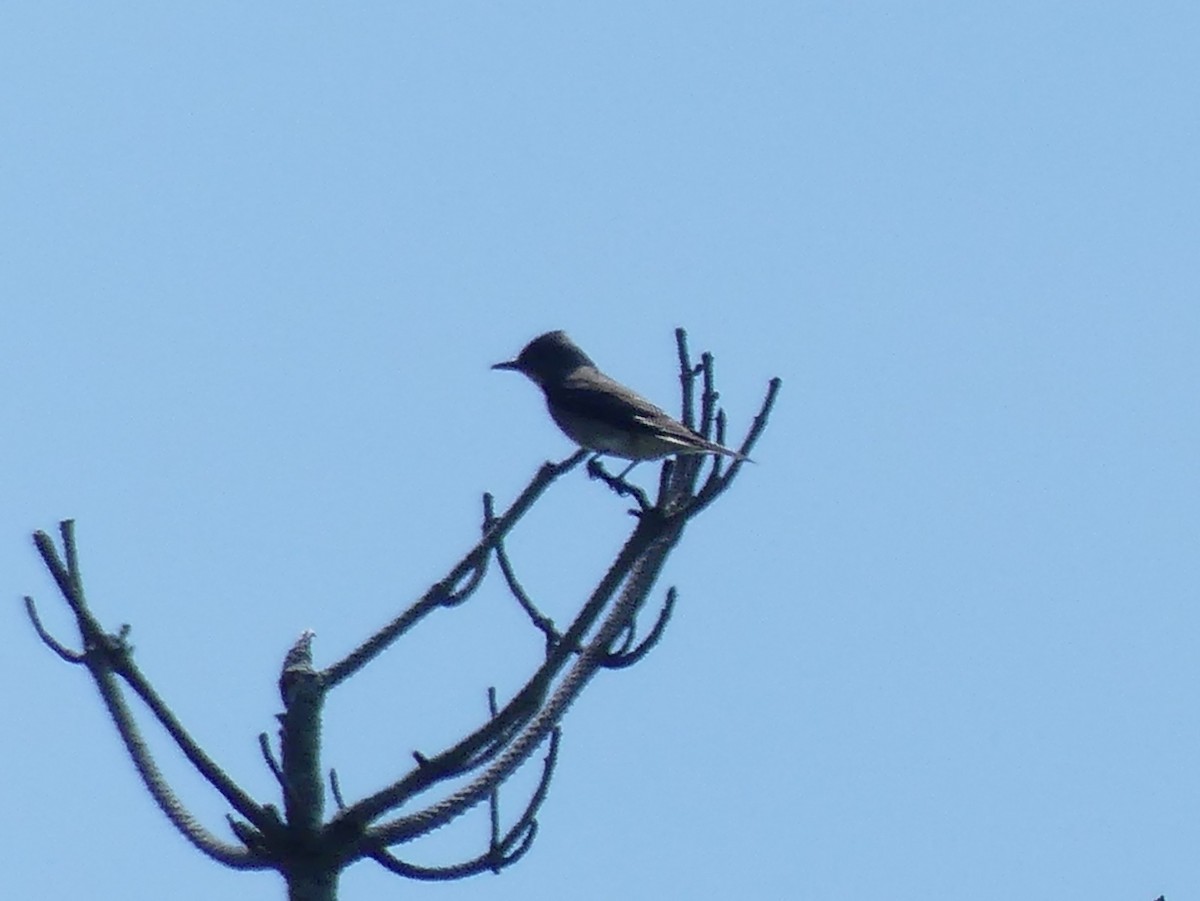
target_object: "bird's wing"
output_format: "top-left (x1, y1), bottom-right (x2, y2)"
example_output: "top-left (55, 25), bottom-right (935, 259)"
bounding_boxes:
top-left (551, 369), bottom-right (749, 460)
top-left (552, 369), bottom-right (681, 432)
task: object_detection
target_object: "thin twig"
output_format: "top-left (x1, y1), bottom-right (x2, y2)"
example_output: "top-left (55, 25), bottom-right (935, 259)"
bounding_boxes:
top-left (366, 515), bottom-right (682, 849)
top-left (258, 733), bottom-right (286, 791)
top-left (23, 596), bottom-right (84, 663)
top-left (675, 328), bottom-right (696, 429)
top-left (602, 588), bottom-right (676, 669)
top-left (442, 560), bottom-right (487, 606)
top-left (493, 531), bottom-right (561, 650)
top-left (31, 523), bottom-right (277, 853)
top-left (700, 352), bottom-right (717, 439)
top-left (339, 509), bottom-right (674, 837)
top-left (690, 376), bottom-right (781, 514)
top-left (330, 769), bottom-right (347, 810)
top-left (368, 728), bottom-right (559, 879)
top-left (487, 688), bottom-right (501, 861)
top-left (322, 450), bottom-right (586, 689)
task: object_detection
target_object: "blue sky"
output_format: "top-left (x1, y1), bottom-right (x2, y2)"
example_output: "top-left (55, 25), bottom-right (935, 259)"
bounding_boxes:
top-left (3, 4), bottom-right (1197, 899)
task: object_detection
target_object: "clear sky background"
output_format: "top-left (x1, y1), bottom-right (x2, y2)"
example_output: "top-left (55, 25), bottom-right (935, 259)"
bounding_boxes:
top-left (3, 4), bottom-right (1196, 900)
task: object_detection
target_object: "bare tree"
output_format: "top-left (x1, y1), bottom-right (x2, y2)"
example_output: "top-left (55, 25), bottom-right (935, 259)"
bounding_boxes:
top-left (24, 328), bottom-right (781, 900)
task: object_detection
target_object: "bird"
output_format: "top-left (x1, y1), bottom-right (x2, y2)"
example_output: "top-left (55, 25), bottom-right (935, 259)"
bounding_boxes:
top-left (492, 330), bottom-right (749, 474)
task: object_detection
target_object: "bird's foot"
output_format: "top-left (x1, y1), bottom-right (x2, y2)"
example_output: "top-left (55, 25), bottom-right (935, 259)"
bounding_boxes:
top-left (586, 456), bottom-right (652, 514)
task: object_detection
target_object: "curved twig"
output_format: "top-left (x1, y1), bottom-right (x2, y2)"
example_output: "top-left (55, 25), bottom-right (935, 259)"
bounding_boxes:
top-left (492, 526), bottom-right (561, 651)
top-left (441, 558), bottom-right (487, 607)
top-left (330, 769), bottom-right (347, 810)
top-left (24, 596), bottom-right (84, 663)
top-left (368, 824), bottom-right (536, 881)
top-left (369, 727), bottom-right (559, 879)
top-left (364, 514), bottom-right (683, 849)
top-left (601, 588), bottom-right (676, 669)
top-left (334, 512), bottom-right (669, 840)
top-left (30, 523), bottom-right (277, 860)
top-left (259, 733), bottom-right (286, 791)
top-left (322, 450), bottom-right (586, 689)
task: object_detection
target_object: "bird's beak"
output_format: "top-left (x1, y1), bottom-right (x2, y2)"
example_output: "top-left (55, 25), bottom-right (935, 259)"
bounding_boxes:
top-left (491, 359), bottom-right (522, 372)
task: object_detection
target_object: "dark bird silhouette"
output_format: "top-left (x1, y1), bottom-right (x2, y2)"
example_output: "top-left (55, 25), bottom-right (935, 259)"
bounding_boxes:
top-left (493, 330), bottom-right (749, 471)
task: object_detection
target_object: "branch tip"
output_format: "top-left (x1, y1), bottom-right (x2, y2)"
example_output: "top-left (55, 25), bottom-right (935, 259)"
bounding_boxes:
top-left (330, 769), bottom-right (347, 810)
top-left (24, 595), bottom-right (85, 662)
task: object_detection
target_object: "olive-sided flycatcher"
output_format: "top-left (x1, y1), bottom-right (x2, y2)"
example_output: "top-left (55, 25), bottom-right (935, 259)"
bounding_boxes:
top-left (493, 330), bottom-right (748, 466)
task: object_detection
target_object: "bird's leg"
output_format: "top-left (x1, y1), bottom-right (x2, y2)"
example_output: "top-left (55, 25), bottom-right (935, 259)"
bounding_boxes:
top-left (615, 460), bottom-right (639, 479)
top-left (586, 454), bottom-right (638, 485)
top-left (585, 455), bottom-right (651, 510)
top-left (585, 453), bottom-right (607, 479)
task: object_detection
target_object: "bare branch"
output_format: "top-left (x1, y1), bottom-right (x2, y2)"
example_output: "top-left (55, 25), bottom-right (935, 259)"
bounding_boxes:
top-left (512, 726), bottom-right (561, 854)
top-left (487, 688), bottom-right (501, 859)
top-left (675, 328), bottom-right (696, 429)
top-left (334, 511), bottom-right (670, 841)
top-left (363, 509), bottom-right (683, 849)
top-left (492, 524), bottom-right (561, 651)
top-left (227, 816), bottom-right (267, 853)
top-left (24, 596), bottom-right (84, 663)
top-left (321, 450), bottom-right (586, 689)
top-left (29, 523), bottom-right (277, 862)
top-left (61, 519), bottom-right (81, 593)
top-left (699, 351), bottom-right (717, 440)
top-left (610, 621), bottom-right (636, 656)
top-left (367, 824), bottom-right (536, 881)
top-left (115, 638), bottom-right (277, 835)
top-left (364, 494), bottom-right (686, 854)
top-left (330, 769), bottom-right (347, 810)
top-left (92, 645), bottom-right (268, 867)
top-left (33, 527), bottom-right (75, 607)
top-left (601, 587), bottom-right (676, 669)
top-left (655, 458), bottom-right (676, 502)
top-left (259, 733), bottom-right (286, 792)
top-left (368, 728), bottom-right (559, 880)
top-left (690, 375), bottom-right (782, 514)
top-left (443, 559), bottom-right (487, 607)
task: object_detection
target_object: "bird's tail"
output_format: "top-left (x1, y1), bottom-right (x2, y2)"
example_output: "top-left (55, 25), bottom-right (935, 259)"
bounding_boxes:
top-left (681, 433), bottom-right (753, 463)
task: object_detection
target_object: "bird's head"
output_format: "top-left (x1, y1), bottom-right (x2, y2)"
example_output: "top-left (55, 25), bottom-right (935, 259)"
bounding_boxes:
top-left (492, 330), bottom-right (596, 386)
